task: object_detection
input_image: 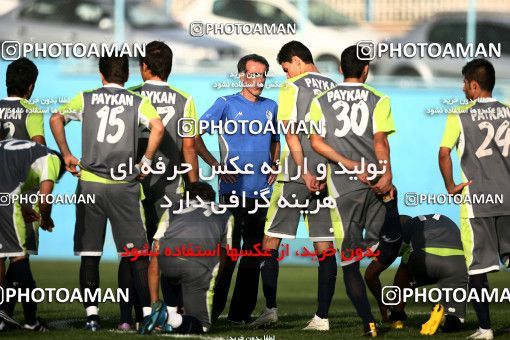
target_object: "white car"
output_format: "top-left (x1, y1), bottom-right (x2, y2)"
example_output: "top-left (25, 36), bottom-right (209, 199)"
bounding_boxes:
top-left (178, 0), bottom-right (383, 73)
top-left (373, 12), bottom-right (510, 82)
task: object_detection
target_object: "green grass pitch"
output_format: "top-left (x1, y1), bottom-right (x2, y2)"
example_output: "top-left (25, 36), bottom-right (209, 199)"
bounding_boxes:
top-left (4, 261), bottom-right (509, 339)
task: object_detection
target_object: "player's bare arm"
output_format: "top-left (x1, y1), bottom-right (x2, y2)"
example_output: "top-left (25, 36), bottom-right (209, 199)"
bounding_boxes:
top-left (310, 134), bottom-right (368, 183)
top-left (182, 137), bottom-right (198, 183)
top-left (31, 135), bottom-right (46, 145)
top-left (438, 146), bottom-right (472, 195)
top-left (143, 117), bottom-right (164, 163)
top-left (38, 180), bottom-right (55, 232)
top-left (195, 134), bottom-right (236, 183)
top-left (372, 131), bottom-right (393, 196)
top-left (283, 120), bottom-right (321, 191)
top-left (268, 140), bottom-right (280, 185)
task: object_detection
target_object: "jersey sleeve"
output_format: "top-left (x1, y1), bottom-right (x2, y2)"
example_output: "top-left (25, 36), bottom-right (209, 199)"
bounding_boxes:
top-left (308, 98), bottom-right (326, 137)
top-left (221, 214), bottom-right (234, 248)
top-left (277, 81), bottom-right (298, 122)
top-left (440, 113), bottom-right (461, 149)
top-left (57, 92), bottom-right (84, 124)
top-left (25, 104), bottom-right (45, 139)
top-left (182, 96), bottom-right (199, 137)
top-left (199, 97), bottom-right (228, 134)
top-left (373, 96), bottom-right (395, 136)
top-left (138, 97), bottom-right (161, 129)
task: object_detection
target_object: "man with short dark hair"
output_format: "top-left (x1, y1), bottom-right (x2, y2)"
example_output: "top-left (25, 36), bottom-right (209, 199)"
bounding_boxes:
top-left (309, 45), bottom-right (396, 336)
top-left (0, 139), bottom-right (65, 332)
top-left (439, 58), bottom-right (509, 340)
top-left (142, 182), bottom-right (234, 334)
top-left (50, 55), bottom-right (164, 331)
top-left (128, 40), bottom-right (199, 332)
top-left (196, 54), bottom-right (280, 324)
top-left (252, 41), bottom-right (338, 330)
top-left (0, 57), bottom-right (45, 145)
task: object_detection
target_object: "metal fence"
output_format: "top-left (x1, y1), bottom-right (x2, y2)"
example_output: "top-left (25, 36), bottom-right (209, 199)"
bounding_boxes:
top-left (169, 0), bottom-right (510, 23)
top-left (313, 0), bottom-right (509, 23)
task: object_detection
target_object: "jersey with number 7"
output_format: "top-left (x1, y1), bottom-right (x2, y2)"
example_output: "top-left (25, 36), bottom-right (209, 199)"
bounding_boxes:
top-left (57, 84), bottom-right (159, 181)
top-left (130, 81), bottom-right (198, 196)
top-left (441, 98), bottom-right (510, 217)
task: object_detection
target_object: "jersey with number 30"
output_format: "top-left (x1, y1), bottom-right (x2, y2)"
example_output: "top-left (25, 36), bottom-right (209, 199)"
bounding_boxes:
top-left (441, 98), bottom-right (510, 218)
top-left (57, 84), bottom-right (159, 181)
top-left (309, 83), bottom-right (395, 197)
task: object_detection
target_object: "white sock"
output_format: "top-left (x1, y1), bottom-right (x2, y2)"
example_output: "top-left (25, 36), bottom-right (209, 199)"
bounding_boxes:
top-left (24, 320), bottom-right (40, 329)
top-left (479, 327), bottom-right (491, 332)
top-left (168, 311), bottom-right (183, 328)
top-left (86, 306), bottom-right (99, 317)
top-left (142, 307), bottom-right (152, 317)
top-left (166, 306), bottom-right (178, 324)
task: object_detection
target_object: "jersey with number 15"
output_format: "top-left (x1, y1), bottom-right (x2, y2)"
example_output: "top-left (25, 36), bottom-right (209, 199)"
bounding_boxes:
top-left (441, 98), bottom-right (510, 218)
top-left (57, 84), bottom-right (159, 181)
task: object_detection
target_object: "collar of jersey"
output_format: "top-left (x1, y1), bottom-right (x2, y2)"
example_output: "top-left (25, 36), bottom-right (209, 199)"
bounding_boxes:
top-left (103, 83), bottom-right (124, 89)
top-left (3, 96), bottom-right (22, 101)
top-left (145, 80), bottom-right (169, 86)
top-left (236, 92), bottom-right (262, 104)
top-left (340, 82), bottom-right (363, 86)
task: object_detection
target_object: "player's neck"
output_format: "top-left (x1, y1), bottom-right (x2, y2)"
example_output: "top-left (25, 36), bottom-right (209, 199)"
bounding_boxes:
top-left (240, 89), bottom-right (259, 102)
top-left (102, 81), bottom-right (125, 88)
top-left (7, 94), bottom-right (28, 99)
top-left (303, 64), bottom-right (319, 74)
top-left (473, 91), bottom-right (493, 100)
top-left (145, 76), bottom-right (166, 83)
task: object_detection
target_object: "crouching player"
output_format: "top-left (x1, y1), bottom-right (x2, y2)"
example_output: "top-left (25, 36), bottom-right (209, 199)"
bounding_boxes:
top-left (140, 182), bottom-right (233, 334)
top-left (388, 214), bottom-right (468, 335)
top-left (0, 139), bottom-right (65, 331)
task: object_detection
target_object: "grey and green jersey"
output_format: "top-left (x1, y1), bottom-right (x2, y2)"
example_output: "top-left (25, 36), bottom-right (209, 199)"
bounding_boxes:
top-left (441, 98), bottom-right (510, 218)
top-left (57, 84), bottom-right (160, 182)
top-left (400, 214), bottom-right (464, 263)
top-left (309, 83), bottom-right (395, 196)
top-left (130, 80), bottom-right (198, 195)
top-left (0, 139), bottom-right (60, 195)
top-left (156, 202), bottom-right (234, 271)
top-left (0, 97), bottom-right (44, 140)
top-left (278, 72), bottom-right (336, 182)
top-left (0, 139), bottom-right (60, 256)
